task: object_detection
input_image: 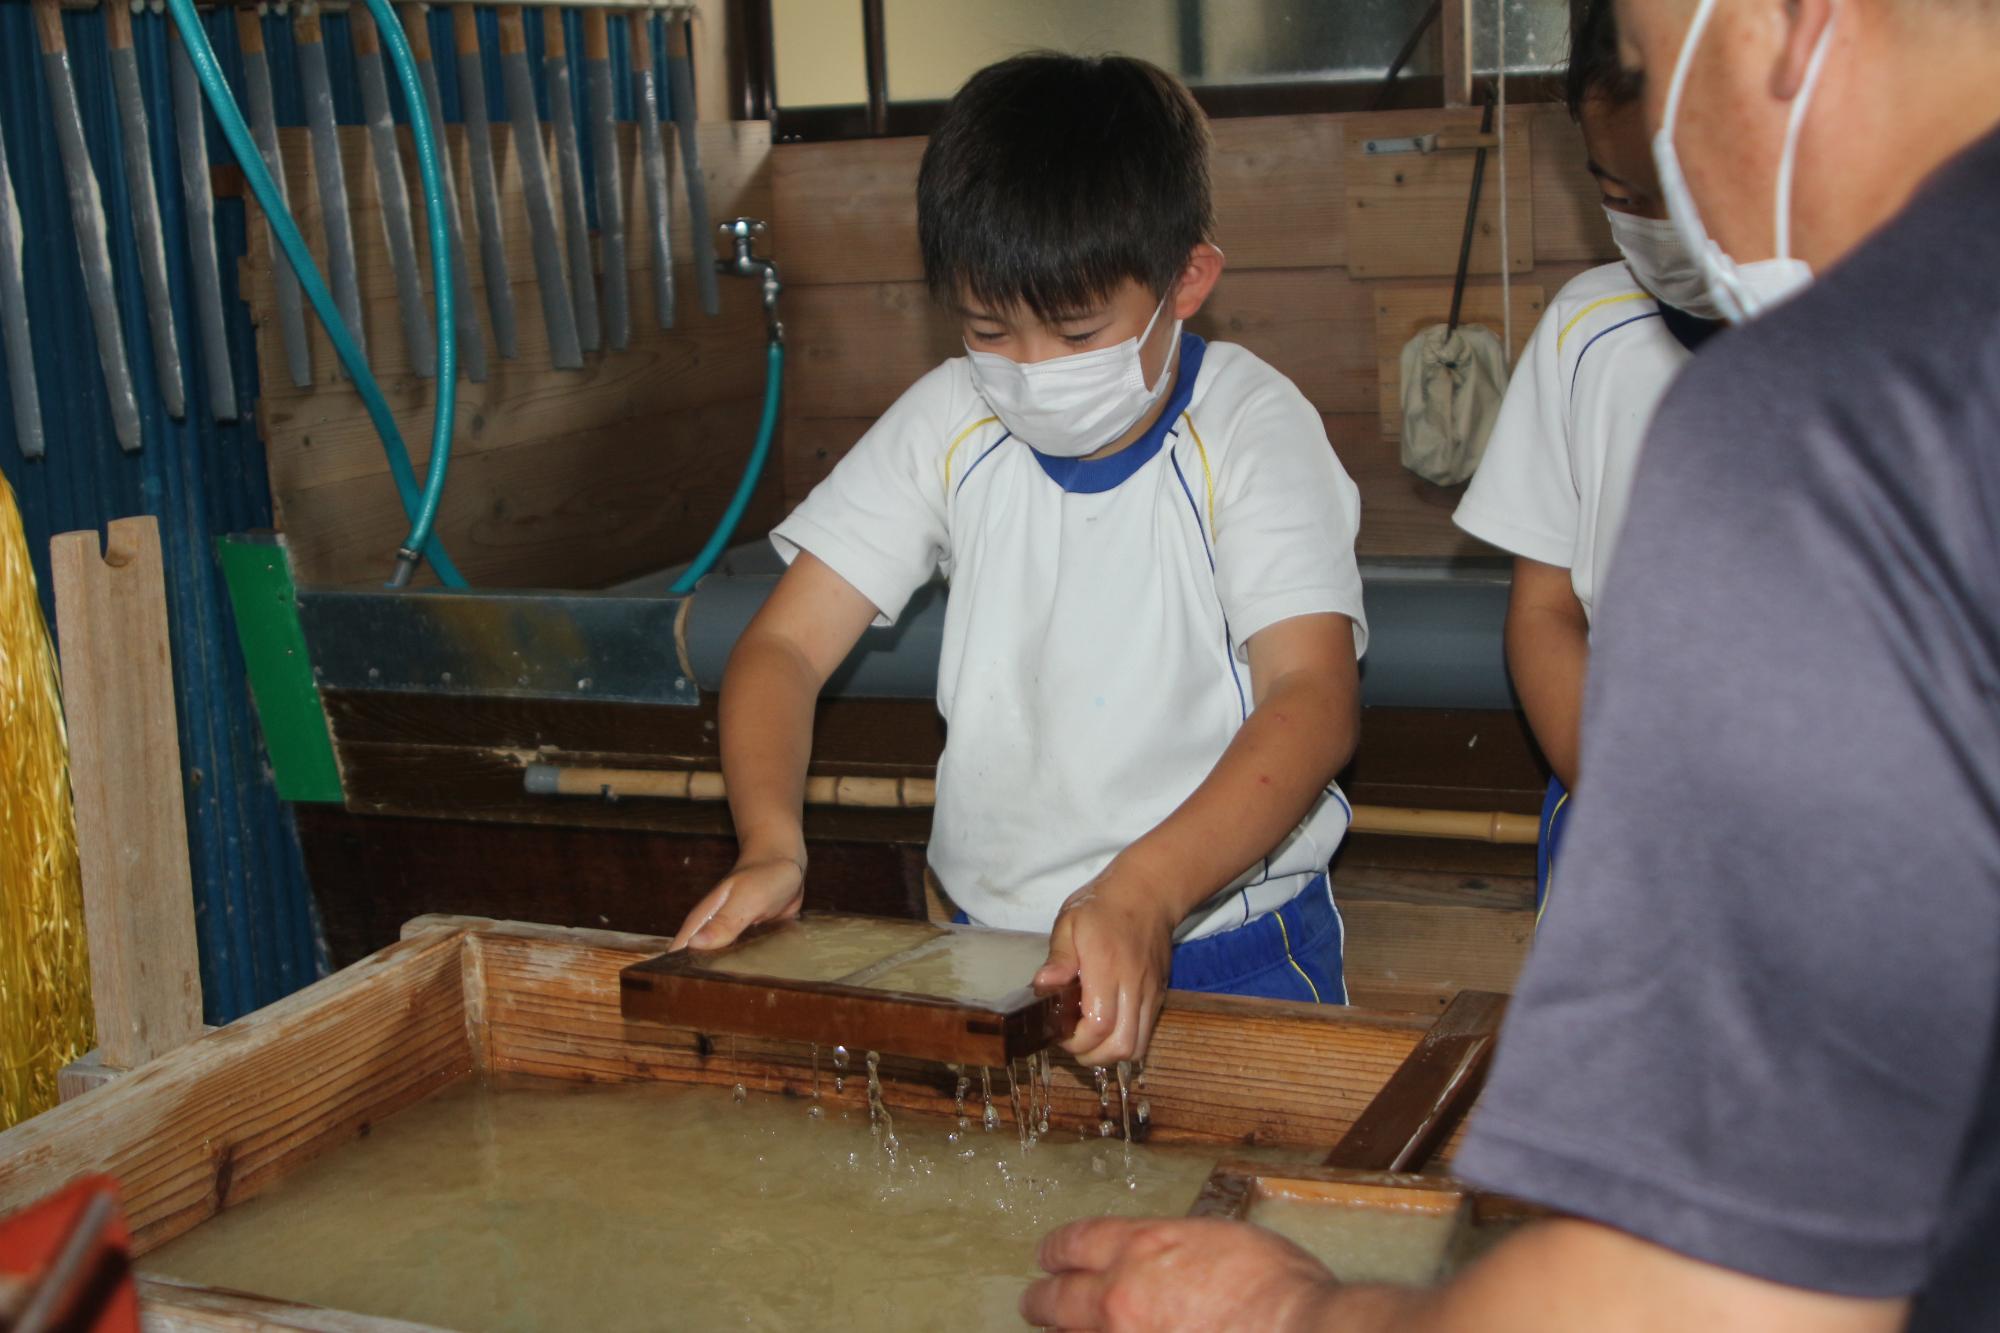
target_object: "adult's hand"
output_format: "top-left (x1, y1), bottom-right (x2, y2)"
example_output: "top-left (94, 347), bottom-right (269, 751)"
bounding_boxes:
top-left (1022, 1216), bottom-right (1351, 1332)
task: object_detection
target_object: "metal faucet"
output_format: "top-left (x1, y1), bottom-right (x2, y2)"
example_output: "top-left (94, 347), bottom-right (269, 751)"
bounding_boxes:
top-left (716, 218), bottom-right (782, 344)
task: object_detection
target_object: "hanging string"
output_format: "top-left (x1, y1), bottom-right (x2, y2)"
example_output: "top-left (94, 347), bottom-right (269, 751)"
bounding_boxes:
top-left (1497, 0), bottom-right (1513, 369)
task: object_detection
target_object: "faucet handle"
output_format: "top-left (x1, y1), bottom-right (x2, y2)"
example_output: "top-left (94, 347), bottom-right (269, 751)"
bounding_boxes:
top-left (718, 217), bottom-right (767, 240)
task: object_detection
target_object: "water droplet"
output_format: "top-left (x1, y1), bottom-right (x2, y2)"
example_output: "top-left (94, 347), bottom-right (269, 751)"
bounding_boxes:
top-left (834, 1076), bottom-right (844, 1094)
top-left (832, 1045), bottom-right (850, 1070)
top-left (1136, 1100), bottom-right (1151, 1123)
top-left (982, 1103), bottom-right (999, 1132)
top-left (731, 1082), bottom-right (747, 1103)
top-left (808, 1104), bottom-right (824, 1120)
top-left (1098, 1120), bottom-right (1114, 1138)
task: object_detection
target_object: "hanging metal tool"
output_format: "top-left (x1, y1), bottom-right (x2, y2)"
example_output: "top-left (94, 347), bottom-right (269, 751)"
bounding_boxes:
top-left (351, 4), bottom-right (436, 378)
top-left (0, 111), bottom-right (44, 460)
top-left (399, 2), bottom-right (485, 382)
top-left (496, 7), bottom-right (581, 368)
top-left (169, 22), bottom-right (238, 420)
top-left (104, 2), bottom-right (185, 419)
top-left (236, 7), bottom-right (313, 388)
top-left (453, 4), bottom-right (520, 360)
top-left (33, 0), bottom-right (141, 452)
top-left (629, 11), bottom-right (674, 328)
top-left (582, 9), bottom-right (628, 350)
top-left (666, 9), bottom-right (719, 319)
top-left (542, 10), bottom-right (599, 353)
top-left (296, 3), bottom-right (367, 376)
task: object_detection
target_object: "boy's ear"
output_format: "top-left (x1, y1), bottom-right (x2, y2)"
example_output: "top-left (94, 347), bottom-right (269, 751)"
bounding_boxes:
top-left (1170, 242), bottom-right (1226, 321)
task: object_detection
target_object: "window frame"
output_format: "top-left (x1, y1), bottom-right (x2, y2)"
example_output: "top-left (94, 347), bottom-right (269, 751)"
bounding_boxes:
top-left (742, 0), bottom-right (1555, 143)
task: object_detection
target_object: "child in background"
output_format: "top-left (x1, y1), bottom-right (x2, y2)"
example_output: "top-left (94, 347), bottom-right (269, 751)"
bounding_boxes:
top-left (669, 53), bottom-right (1368, 1067)
top-left (1452, 0), bottom-right (1724, 913)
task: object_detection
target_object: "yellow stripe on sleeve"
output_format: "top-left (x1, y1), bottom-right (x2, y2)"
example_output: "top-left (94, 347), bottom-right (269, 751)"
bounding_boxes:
top-left (1556, 291), bottom-right (1654, 352)
top-left (1181, 412), bottom-right (1216, 534)
top-left (942, 415), bottom-right (1001, 498)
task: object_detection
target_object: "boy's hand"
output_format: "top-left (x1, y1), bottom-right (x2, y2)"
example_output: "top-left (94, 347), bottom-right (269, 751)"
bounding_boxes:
top-left (1035, 857), bottom-right (1178, 1066)
top-left (668, 854), bottom-right (807, 952)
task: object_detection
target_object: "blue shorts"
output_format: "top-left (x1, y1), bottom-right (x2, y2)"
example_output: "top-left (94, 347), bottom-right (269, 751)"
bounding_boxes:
top-left (954, 873), bottom-right (1347, 1006)
top-left (1169, 874), bottom-right (1347, 1005)
top-left (1537, 775), bottom-right (1571, 920)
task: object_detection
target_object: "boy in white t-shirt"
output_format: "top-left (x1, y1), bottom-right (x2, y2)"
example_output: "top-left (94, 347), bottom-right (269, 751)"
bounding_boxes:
top-left (669, 53), bottom-right (1368, 1066)
top-left (1452, 0), bottom-right (1723, 913)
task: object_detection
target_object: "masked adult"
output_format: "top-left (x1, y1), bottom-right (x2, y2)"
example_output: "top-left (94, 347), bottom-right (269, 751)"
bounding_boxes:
top-left (1022, 1), bottom-right (2000, 1329)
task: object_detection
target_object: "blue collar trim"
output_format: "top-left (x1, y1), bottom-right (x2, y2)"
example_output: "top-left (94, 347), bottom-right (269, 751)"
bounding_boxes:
top-left (1029, 333), bottom-right (1207, 494)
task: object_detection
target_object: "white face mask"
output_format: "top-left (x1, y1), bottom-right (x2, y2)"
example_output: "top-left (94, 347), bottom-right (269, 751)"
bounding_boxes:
top-left (1651, 0), bottom-right (1839, 323)
top-left (1604, 207), bottom-right (1726, 320)
top-left (963, 297), bottom-right (1181, 458)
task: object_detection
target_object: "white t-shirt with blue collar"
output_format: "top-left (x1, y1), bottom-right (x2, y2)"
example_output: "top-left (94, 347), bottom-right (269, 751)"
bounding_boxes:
top-left (771, 334), bottom-right (1368, 940)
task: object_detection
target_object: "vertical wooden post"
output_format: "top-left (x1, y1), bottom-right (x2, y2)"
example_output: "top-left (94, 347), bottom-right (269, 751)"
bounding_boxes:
top-left (1441, 0), bottom-right (1474, 108)
top-left (51, 518), bottom-right (205, 1073)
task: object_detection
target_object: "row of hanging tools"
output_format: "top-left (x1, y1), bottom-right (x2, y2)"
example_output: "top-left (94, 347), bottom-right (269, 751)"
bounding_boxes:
top-left (0, 1), bottom-right (713, 464)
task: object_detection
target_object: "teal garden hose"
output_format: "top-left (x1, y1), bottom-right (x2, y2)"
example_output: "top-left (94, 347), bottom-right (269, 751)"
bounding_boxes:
top-left (164, 0), bottom-right (462, 587)
top-left (669, 339), bottom-right (782, 595)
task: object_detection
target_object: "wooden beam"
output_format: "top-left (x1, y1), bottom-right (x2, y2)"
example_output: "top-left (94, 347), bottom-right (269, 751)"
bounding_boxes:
top-left (0, 925), bottom-right (471, 1255)
top-left (1325, 989), bottom-right (1509, 1171)
top-left (1441, 0), bottom-right (1474, 108)
top-left (467, 919), bottom-right (1433, 1148)
top-left (50, 518), bottom-right (204, 1072)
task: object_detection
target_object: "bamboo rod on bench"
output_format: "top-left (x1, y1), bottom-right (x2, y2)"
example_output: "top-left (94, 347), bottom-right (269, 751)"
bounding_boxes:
top-left (520, 762), bottom-right (1541, 845)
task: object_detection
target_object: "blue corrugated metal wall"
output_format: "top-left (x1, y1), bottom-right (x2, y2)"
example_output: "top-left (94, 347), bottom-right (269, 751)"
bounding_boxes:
top-left (0, 5), bottom-right (665, 1021)
top-left (0, 3), bottom-right (324, 1024)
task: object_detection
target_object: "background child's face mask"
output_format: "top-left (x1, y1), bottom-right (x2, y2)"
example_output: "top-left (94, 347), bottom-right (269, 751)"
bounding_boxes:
top-left (964, 297), bottom-right (1181, 458)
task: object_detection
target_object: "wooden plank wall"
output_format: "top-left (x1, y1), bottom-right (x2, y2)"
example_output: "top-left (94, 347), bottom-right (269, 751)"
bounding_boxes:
top-left (241, 120), bottom-right (776, 588)
top-left (772, 104), bottom-right (1620, 560)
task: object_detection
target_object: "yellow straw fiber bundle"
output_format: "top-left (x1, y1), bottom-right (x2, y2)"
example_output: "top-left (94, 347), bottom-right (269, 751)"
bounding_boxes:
top-left (0, 468), bottom-right (92, 1128)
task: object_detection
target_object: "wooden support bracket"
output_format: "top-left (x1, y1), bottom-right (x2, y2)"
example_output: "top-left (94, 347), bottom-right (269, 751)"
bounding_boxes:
top-left (1324, 988), bottom-right (1508, 1172)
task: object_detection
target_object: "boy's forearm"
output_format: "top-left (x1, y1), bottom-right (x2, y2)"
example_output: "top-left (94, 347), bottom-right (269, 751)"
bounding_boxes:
top-left (717, 634), bottom-right (820, 865)
top-left (1505, 604), bottom-right (1588, 790)
top-left (1120, 671), bottom-right (1358, 919)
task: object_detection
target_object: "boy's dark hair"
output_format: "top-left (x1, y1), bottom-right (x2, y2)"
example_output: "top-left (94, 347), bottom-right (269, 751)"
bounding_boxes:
top-left (1566, 0), bottom-right (1643, 120)
top-left (918, 53), bottom-right (1212, 320)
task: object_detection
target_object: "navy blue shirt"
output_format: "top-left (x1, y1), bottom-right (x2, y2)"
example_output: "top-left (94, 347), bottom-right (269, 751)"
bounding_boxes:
top-left (1456, 125), bottom-right (2000, 1326)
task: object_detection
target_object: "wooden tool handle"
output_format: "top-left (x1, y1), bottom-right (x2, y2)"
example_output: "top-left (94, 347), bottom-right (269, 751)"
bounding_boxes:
top-left (233, 7), bottom-right (264, 56)
top-left (666, 12), bottom-right (689, 60)
top-left (495, 6), bottom-right (527, 56)
top-left (32, 0), bottom-right (66, 56)
top-left (350, 5), bottom-right (379, 57)
top-left (627, 11), bottom-right (651, 68)
top-left (542, 8), bottom-right (566, 59)
top-left (581, 8), bottom-right (610, 60)
top-left (104, 1), bottom-right (135, 51)
top-left (295, 6), bottom-right (324, 47)
top-left (452, 4), bottom-right (480, 56)
top-left (398, 4), bottom-right (432, 61)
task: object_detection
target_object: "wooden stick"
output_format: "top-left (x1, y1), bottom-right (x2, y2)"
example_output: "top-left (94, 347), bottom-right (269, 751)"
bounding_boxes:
top-left (1441, 0), bottom-right (1474, 108)
top-left (522, 763), bottom-right (1537, 842)
top-left (1324, 988), bottom-right (1508, 1172)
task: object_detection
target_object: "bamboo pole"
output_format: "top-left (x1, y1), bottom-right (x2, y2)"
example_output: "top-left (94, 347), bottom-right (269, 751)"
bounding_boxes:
top-left (521, 764), bottom-right (1538, 844)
